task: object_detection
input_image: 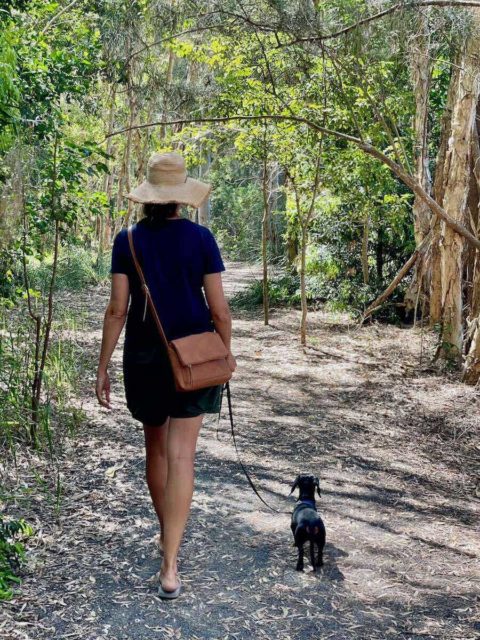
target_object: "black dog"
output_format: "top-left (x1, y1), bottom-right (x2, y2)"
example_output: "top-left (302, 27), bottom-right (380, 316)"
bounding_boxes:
top-left (289, 474), bottom-right (326, 571)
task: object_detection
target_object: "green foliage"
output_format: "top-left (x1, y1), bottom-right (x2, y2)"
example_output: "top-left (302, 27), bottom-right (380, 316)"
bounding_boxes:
top-left (0, 515), bottom-right (33, 601)
top-left (209, 156), bottom-right (264, 261)
top-left (0, 298), bottom-right (89, 447)
top-left (0, 26), bottom-right (19, 151)
top-left (230, 273), bottom-right (302, 310)
top-left (27, 246), bottom-right (101, 292)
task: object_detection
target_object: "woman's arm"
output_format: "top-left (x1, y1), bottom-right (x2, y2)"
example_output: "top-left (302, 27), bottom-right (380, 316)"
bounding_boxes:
top-left (96, 273), bottom-right (130, 408)
top-left (203, 272), bottom-right (236, 371)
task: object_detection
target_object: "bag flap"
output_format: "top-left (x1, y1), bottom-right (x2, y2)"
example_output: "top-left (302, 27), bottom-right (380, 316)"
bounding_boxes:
top-left (170, 331), bottom-right (228, 366)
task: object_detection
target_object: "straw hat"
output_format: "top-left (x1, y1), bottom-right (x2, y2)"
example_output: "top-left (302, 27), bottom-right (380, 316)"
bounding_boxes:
top-left (125, 151), bottom-right (212, 208)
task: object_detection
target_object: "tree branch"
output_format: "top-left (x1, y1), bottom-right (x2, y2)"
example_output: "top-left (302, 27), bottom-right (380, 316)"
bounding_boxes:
top-left (271, 1), bottom-right (480, 48)
top-left (41, 0), bottom-right (84, 34)
top-left (361, 231), bottom-right (432, 322)
top-left (126, 24), bottom-right (233, 64)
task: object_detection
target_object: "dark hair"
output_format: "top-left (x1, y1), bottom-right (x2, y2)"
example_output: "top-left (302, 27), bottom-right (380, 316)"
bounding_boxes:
top-left (142, 202), bottom-right (179, 225)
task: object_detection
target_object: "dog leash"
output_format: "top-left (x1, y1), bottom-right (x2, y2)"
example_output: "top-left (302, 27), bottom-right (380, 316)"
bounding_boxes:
top-left (217, 382), bottom-right (290, 515)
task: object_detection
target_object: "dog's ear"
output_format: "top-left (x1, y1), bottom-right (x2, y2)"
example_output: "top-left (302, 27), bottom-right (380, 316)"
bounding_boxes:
top-left (289, 476), bottom-right (299, 495)
top-left (314, 477), bottom-right (321, 498)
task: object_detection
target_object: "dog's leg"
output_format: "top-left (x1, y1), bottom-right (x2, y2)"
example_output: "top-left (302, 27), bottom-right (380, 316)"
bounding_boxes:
top-left (290, 522), bottom-right (297, 546)
top-left (316, 542), bottom-right (324, 568)
top-left (296, 542), bottom-right (304, 571)
top-left (310, 540), bottom-right (316, 572)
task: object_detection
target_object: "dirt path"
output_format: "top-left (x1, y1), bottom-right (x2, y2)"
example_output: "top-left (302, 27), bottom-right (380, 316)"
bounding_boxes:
top-left (3, 260), bottom-right (480, 640)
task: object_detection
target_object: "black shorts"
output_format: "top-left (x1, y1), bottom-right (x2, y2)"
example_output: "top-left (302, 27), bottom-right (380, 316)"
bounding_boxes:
top-left (122, 342), bottom-right (223, 425)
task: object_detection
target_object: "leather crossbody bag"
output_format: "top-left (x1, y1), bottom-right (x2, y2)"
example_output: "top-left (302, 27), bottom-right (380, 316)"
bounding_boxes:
top-left (127, 225), bottom-right (234, 392)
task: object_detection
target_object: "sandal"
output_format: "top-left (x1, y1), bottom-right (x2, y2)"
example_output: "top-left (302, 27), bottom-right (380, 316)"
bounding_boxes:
top-left (158, 575), bottom-right (182, 599)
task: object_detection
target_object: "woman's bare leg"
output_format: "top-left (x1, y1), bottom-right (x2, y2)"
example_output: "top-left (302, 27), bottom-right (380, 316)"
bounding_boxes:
top-left (143, 417), bottom-right (170, 545)
top-left (160, 414), bottom-right (204, 591)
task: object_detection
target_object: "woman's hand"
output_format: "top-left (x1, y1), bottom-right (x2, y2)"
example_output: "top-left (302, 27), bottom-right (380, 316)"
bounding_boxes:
top-left (96, 368), bottom-right (112, 409)
top-left (227, 352), bottom-right (237, 372)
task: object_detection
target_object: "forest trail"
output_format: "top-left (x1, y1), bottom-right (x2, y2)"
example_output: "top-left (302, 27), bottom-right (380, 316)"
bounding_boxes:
top-left (6, 260), bottom-right (480, 640)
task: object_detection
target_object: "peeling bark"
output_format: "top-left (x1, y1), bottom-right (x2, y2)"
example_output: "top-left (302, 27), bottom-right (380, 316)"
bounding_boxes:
top-left (439, 11), bottom-right (480, 365)
top-left (463, 100), bottom-right (480, 382)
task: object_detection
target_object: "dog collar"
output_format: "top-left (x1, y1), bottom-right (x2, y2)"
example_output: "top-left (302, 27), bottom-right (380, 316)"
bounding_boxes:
top-left (298, 499), bottom-right (316, 507)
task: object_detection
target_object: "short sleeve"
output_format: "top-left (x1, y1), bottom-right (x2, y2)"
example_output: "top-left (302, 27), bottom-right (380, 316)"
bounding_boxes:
top-left (202, 227), bottom-right (226, 275)
top-left (110, 230), bottom-right (131, 275)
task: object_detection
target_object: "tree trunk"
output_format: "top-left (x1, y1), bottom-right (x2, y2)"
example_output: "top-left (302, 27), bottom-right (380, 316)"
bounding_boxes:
top-left (197, 149), bottom-right (212, 226)
top-left (410, 10), bottom-right (433, 247)
top-left (375, 227), bottom-right (384, 284)
top-left (300, 224), bottom-right (307, 345)
top-left (361, 214), bottom-right (369, 285)
top-left (462, 100), bottom-right (480, 382)
top-left (262, 155), bottom-right (270, 325)
top-left (160, 49), bottom-right (176, 140)
top-left (100, 84), bottom-right (116, 253)
top-left (123, 54), bottom-right (137, 229)
top-left (404, 12), bottom-right (433, 313)
top-left (439, 13), bottom-right (480, 365)
top-left (429, 60), bottom-right (461, 326)
top-left (463, 99), bottom-right (480, 314)
top-left (286, 227), bottom-right (298, 271)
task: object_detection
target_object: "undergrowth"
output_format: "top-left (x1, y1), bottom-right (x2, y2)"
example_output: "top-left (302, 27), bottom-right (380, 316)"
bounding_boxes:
top-left (0, 515), bottom-right (34, 601)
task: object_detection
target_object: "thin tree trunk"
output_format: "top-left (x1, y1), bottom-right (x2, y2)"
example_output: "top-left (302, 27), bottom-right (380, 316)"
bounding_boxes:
top-left (160, 49), bottom-right (176, 140)
top-left (123, 56), bottom-right (137, 229)
top-left (410, 10), bottom-right (433, 246)
top-left (100, 84), bottom-right (116, 253)
top-left (287, 150), bottom-right (322, 346)
top-left (197, 149), bottom-right (211, 226)
top-left (300, 224), bottom-right (307, 345)
top-left (262, 153), bottom-right (270, 326)
top-left (20, 163), bottom-right (42, 444)
top-left (28, 135), bottom-right (61, 444)
top-left (114, 162), bottom-right (125, 237)
top-left (375, 227), bottom-right (384, 284)
top-left (361, 214), bottom-right (369, 285)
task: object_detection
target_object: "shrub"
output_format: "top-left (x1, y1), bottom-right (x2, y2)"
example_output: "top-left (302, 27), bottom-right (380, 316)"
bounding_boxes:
top-left (0, 515), bottom-right (33, 601)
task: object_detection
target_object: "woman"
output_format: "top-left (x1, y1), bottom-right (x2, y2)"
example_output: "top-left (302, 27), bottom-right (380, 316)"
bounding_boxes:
top-left (95, 151), bottom-right (236, 599)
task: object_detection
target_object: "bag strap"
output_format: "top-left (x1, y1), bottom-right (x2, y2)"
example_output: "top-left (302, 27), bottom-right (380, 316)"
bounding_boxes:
top-left (127, 225), bottom-right (170, 349)
top-left (218, 381), bottom-right (291, 515)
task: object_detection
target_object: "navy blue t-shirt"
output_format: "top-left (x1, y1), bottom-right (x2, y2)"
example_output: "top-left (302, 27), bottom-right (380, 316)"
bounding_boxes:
top-left (110, 216), bottom-right (226, 352)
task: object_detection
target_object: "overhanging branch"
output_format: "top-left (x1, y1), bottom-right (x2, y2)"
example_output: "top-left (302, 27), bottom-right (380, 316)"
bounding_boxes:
top-left (103, 113), bottom-right (480, 251)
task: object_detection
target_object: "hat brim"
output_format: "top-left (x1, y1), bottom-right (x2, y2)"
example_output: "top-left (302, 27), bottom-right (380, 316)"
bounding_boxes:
top-left (125, 177), bottom-right (211, 208)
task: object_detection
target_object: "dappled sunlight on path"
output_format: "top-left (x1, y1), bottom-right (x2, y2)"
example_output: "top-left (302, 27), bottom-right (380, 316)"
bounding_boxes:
top-left (4, 260), bottom-right (479, 640)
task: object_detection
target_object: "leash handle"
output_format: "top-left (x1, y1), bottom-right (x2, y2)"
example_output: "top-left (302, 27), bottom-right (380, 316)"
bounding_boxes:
top-left (222, 381), bottom-right (290, 515)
